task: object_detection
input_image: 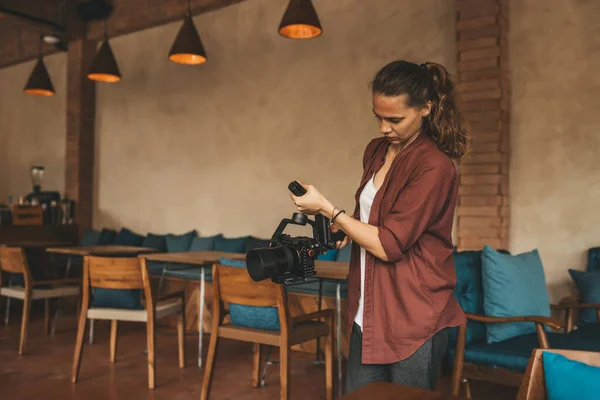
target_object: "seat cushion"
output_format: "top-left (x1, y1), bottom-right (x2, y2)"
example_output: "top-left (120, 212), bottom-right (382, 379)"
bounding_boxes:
top-left (166, 230), bottom-right (196, 253)
top-left (544, 351), bottom-right (600, 400)
top-left (142, 233), bottom-right (168, 252)
top-left (214, 236), bottom-right (249, 253)
top-left (190, 234), bottom-right (223, 252)
top-left (568, 269), bottom-right (600, 324)
top-left (220, 257), bottom-right (279, 330)
top-left (567, 323), bottom-right (600, 341)
top-left (481, 245), bottom-right (551, 343)
top-left (318, 249), bottom-right (338, 261)
top-left (113, 228), bottom-right (145, 246)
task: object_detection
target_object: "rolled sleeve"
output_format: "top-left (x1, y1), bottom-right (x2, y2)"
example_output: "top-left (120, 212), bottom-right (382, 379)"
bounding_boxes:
top-left (378, 163), bottom-right (453, 263)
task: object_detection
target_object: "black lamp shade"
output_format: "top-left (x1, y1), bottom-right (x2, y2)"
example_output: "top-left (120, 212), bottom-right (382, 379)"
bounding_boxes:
top-left (169, 15), bottom-right (207, 65)
top-left (88, 40), bottom-right (121, 83)
top-left (279, 0), bottom-right (322, 39)
top-left (24, 58), bottom-right (55, 96)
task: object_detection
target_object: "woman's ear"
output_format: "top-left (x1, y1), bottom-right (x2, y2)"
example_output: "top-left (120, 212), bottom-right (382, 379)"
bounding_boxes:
top-left (421, 101), bottom-right (432, 118)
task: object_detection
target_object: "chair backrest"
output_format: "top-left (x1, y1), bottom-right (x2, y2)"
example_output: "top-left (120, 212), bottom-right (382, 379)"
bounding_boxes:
top-left (10, 205), bottom-right (44, 226)
top-left (85, 256), bottom-right (144, 290)
top-left (0, 247), bottom-right (33, 287)
top-left (517, 349), bottom-right (600, 399)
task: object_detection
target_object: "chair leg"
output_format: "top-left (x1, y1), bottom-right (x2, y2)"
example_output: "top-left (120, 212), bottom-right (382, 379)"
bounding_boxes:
top-left (71, 311), bottom-right (88, 383)
top-left (279, 344), bottom-right (290, 400)
top-left (44, 299), bottom-right (51, 335)
top-left (252, 343), bottom-right (262, 388)
top-left (146, 318), bottom-right (156, 389)
top-left (461, 378), bottom-right (472, 399)
top-left (4, 297), bottom-right (10, 326)
top-left (110, 320), bottom-right (118, 363)
top-left (325, 322), bottom-right (333, 400)
top-left (18, 294), bottom-right (32, 355)
top-left (201, 332), bottom-right (219, 400)
top-left (88, 319), bottom-right (95, 344)
top-left (177, 306), bottom-right (186, 369)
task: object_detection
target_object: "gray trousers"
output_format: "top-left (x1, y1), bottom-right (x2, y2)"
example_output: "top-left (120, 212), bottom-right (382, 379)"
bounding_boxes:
top-left (346, 322), bottom-right (449, 394)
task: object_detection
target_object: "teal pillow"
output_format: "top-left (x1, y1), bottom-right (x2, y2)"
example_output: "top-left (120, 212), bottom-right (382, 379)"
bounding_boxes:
top-left (98, 229), bottom-right (116, 245)
top-left (244, 237), bottom-right (271, 252)
top-left (543, 352), bottom-right (600, 400)
top-left (92, 289), bottom-right (144, 310)
top-left (482, 245), bottom-right (551, 343)
top-left (219, 257), bottom-right (280, 331)
top-left (568, 269), bottom-right (600, 325)
top-left (80, 228), bottom-right (102, 246)
top-left (142, 233), bottom-right (168, 252)
top-left (113, 228), bottom-right (145, 246)
top-left (336, 244), bottom-right (352, 262)
top-left (166, 230), bottom-right (196, 253)
top-left (318, 249), bottom-right (338, 261)
top-left (214, 236), bottom-right (249, 253)
top-left (190, 234), bottom-right (223, 251)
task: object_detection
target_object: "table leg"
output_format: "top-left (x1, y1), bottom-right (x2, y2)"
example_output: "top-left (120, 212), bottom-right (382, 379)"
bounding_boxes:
top-left (336, 282), bottom-right (342, 398)
top-left (52, 257), bottom-right (72, 334)
top-left (198, 267), bottom-right (205, 367)
top-left (316, 279), bottom-right (323, 362)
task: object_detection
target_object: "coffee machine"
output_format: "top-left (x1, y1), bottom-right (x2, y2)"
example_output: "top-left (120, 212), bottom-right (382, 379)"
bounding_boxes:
top-left (23, 166), bottom-right (68, 224)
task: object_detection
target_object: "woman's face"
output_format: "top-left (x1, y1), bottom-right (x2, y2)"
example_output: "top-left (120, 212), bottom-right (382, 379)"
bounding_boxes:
top-left (372, 93), bottom-right (431, 146)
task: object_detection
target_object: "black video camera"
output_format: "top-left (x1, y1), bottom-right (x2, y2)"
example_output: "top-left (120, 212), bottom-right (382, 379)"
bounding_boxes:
top-left (246, 181), bottom-right (346, 285)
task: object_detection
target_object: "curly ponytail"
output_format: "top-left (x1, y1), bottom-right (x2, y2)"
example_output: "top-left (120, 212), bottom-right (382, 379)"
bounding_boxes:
top-left (371, 60), bottom-right (472, 159)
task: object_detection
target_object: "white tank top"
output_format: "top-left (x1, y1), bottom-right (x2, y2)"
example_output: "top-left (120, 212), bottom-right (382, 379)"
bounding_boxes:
top-left (354, 173), bottom-right (379, 329)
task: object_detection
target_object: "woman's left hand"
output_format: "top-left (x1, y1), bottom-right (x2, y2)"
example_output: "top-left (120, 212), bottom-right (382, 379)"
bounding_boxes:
top-left (290, 182), bottom-right (333, 216)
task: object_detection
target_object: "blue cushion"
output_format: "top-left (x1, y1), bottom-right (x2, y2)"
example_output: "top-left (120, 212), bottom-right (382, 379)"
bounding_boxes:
top-left (336, 244), bottom-right (352, 262)
top-left (219, 257), bottom-right (280, 331)
top-left (113, 228), bottom-right (145, 246)
top-left (214, 236), bottom-right (248, 253)
top-left (80, 228), bottom-right (102, 246)
top-left (98, 229), bottom-right (116, 245)
top-left (481, 245), bottom-right (551, 343)
top-left (92, 289), bottom-right (143, 310)
top-left (166, 230), bottom-right (196, 253)
top-left (587, 247), bottom-right (600, 273)
top-left (190, 234), bottom-right (223, 251)
top-left (544, 352), bottom-right (600, 400)
top-left (142, 234), bottom-right (168, 252)
top-left (318, 249), bottom-right (338, 261)
top-left (448, 331), bottom-right (600, 372)
top-left (244, 237), bottom-right (271, 252)
top-left (568, 269), bottom-right (600, 325)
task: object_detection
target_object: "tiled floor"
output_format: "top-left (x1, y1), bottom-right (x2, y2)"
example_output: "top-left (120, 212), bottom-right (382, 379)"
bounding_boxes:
top-left (0, 313), bottom-right (518, 399)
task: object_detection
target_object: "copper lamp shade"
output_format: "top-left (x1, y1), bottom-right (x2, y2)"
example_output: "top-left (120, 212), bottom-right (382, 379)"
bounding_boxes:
top-left (279, 0), bottom-right (322, 39)
top-left (24, 58), bottom-right (55, 96)
top-left (88, 40), bottom-right (121, 83)
top-left (168, 15), bottom-right (207, 65)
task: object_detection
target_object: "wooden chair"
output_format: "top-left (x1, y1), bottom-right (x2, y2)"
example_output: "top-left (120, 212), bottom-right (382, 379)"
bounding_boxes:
top-left (71, 255), bottom-right (186, 389)
top-left (10, 205), bottom-right (44, 226)
top-left (0, 246), bottom-right (80, 354)
top-left (517, 349), bottom-right (600, 399)
top-left (201, 262), bottom-right (334, 400)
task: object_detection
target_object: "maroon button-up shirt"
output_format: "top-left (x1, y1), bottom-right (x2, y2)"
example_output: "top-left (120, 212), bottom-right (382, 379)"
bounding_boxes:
top-left (347, 134), bottom-right (466, 364)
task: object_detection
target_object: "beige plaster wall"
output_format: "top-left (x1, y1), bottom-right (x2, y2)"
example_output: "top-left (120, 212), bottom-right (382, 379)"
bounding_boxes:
top-left (92, 0), bottom-right (456, 238)
top-left (510, 0), bottom-right (600, 301)
top-left (0, 54), bottom-right (67, 203)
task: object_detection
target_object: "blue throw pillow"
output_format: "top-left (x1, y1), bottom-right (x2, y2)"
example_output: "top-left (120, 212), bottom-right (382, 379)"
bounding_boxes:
top-left (190, 234), bottom-right (223, 251)
top-left (568, 269), bottom-right (600, 325)
top-left (113, 228), bottom-right (145, 246)
top-left (336, 244), bottom-right (352, 262)
top-left (92, 288), bottom-right (144, 310)
top-left (142, 233), bottom-right (168, 252)
top-left (214, 236), bottom-right (249, 253)
top-left (481, 245), bottom-right (551, 343)
top-left (318, 249), bottom-right (338, 261)
top-left (98, 229), bottom-right (116, 245)
top-left (219, 257), bottom-right (280, 331)
top-left (244, 237), bottom-right (271, 252)
top-left (588, 247), bottom-right (600, 273)
top-left (80, 228), bottom-right (102, 246)
top-left (543, 352), bottom-right (600, 400)
top-left (166, 230), bottom-right (196, 253)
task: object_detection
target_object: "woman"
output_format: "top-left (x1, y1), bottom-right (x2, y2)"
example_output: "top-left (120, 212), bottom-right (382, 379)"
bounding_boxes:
top-left (290, 60), bottom-right (471, 393)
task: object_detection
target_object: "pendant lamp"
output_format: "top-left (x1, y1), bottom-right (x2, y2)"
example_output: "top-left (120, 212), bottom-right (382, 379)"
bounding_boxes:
top-left (88, 21), bottom-right (121, 82)
top-left (168, 0), bottom-right (207, 65)
top-left (279, 0), bottom-right (322, 39)
top-left (24, 56), bottom-right (55, 96)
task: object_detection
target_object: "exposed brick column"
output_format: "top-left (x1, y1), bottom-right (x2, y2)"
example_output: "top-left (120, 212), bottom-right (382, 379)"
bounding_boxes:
top-left (65, 39), bottom-right (96, 232)
top-left (455, 0), bottom-right (510, 250)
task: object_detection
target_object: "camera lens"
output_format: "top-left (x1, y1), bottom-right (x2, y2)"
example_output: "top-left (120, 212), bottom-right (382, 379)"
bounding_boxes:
top-left (246, 246), bottom-right (298, 282)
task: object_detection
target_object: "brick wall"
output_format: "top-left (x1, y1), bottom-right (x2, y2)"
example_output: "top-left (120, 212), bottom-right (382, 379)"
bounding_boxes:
top-left (456, 0), bottom-right (510, 250)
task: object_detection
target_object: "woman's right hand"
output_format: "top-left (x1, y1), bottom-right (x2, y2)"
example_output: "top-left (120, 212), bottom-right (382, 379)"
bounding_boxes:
top-left (330, 224), bottom-right (349, 250)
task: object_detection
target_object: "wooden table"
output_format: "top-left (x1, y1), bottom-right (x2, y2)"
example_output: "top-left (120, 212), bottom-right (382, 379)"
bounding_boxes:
top-left (138, 251), bottom-right (245, 367)
top-left (3, 241), bottom-right (76, 248)
top-left (341, 382), bottom-right (465, 400)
